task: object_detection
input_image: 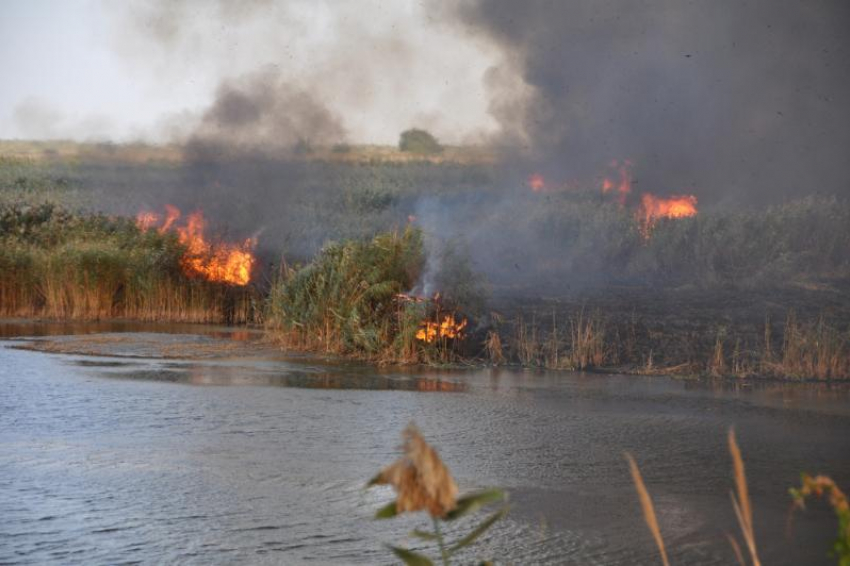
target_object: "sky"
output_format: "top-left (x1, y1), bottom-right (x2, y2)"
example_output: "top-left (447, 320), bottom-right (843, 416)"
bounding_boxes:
top-left (0, 0), bottom-right (501, 144)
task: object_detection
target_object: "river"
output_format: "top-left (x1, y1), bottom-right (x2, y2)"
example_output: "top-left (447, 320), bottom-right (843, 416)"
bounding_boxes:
top-left (1, 322), bottom-right (848, 565)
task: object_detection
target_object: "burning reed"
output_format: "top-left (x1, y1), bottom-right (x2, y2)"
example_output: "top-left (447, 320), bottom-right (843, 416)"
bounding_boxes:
top-left (0, 203), bottom-right (260, 323)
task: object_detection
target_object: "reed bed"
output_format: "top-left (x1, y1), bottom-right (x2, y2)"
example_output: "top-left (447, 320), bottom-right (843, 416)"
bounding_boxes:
top-left (266, 227), bottom-right (463, 363)
top-left (0, 203), bottom-right (259, 323)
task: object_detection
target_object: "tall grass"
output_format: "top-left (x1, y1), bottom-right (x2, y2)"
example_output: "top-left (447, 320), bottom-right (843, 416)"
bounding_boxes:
top-left (0, 203), bottom-right (259, 323)
top-left (266, 227), bottom-right (438, 362)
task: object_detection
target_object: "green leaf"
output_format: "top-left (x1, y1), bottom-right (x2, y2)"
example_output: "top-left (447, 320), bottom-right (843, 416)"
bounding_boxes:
top-left (444, 489), bottom-right (506, 521)
top-left (375, 500), bottom-right (398, 519)
top-left (449, 507), bottom-right (509, 554)
top-left (387, 545), bottom-right (435, 566)
top-left (410, 529), bottom-right (439, 541)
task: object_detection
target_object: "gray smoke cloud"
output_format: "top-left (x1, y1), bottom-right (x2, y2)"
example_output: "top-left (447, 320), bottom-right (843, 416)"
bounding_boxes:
top-left (187, 69), bottom-right (347, 158)
top-left (448, 0), bottom-right (850, 204)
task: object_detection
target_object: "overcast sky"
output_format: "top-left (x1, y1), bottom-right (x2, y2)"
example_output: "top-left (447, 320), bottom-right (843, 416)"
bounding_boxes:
top-left (0, 0), bottom-right (501, 144)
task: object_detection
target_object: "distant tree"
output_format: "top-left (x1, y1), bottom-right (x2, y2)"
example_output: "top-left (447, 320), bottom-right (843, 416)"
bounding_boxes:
top-left (398, 128), bottom-right (443, 154)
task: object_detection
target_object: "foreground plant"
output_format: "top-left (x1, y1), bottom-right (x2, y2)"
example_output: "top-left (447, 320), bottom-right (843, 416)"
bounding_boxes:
top-left (790, 474), bottom-right (850, 566)
top-left (368, 423), bottom-right (508, 565)
top-left (626, 428), bottom-right (761, 566)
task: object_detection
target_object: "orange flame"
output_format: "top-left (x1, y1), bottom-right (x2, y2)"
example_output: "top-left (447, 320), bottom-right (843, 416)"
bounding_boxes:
top-left (638, 193), bottom-right (698, 238)
top-left (136, 207), bottom-right (256, 286)
top-left (527, 173), bottom-right (546, 192)
top-left (415, 315), bottom-right (468, 343)
top-left (601, 159), bottom-right (632, 205)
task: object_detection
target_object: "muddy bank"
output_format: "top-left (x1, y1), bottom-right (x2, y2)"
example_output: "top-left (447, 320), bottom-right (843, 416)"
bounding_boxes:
top-left (9, 331), bottom-right (272, 360)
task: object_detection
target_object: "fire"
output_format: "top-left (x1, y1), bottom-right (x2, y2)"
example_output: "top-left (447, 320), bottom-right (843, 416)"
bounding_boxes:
top-left (601, 159), bottom-right (632, 205)
top-left (527, 173), bottom-right (546, 192)
top-left (136, 207), bottom-right (256, 286)
top-left (415, 314), bottom-right (468, 343)
top-left (638, 193), bottom-right (698, 237)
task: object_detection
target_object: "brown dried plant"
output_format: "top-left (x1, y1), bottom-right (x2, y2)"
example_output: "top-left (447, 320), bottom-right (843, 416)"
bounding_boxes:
top-left (625, 453), bottom-right (670, 566)
top-left (728, 428), bottom-right (760, 566)
top-left (371, 423), bottom-right (459, 518)
top-left (368, 423), bottom-right (507, 566)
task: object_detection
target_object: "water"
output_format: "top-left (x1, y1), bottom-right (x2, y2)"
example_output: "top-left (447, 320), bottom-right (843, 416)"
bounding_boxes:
top-left (1, 323), bottom-right (849, 565)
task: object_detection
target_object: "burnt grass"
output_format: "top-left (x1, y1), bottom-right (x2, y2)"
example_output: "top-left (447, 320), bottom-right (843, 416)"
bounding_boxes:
top-left (482, 281), bottom-right (850, 379)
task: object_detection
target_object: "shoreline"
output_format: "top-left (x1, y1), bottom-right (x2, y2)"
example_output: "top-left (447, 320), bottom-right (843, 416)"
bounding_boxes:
top-left (4, 316), bottom-right (849, 383)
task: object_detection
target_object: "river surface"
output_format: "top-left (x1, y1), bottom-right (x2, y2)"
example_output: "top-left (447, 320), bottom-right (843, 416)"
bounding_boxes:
top-left (1, 321), bottom-right (849, 565)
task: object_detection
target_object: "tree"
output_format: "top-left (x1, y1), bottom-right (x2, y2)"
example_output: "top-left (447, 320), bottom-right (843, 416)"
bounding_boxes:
top-left (399, 128), bottom-right (443, 154)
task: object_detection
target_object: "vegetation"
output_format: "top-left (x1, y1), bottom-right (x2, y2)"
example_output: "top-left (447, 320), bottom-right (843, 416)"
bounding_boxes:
top-left (399, 128), bottom-right (443, 155)
top-left (0, 202), bottom-right (259, 323)
top-left (265, 227), bottom-right (470, 364)
top-left (628, 429), bottom-right (849, 565)
top-left (368, 423), bottom-right (508, 565)
top-left (791, 474), bottom-right (850, 565)
top-left (1, 141), bottom-right (849, 378)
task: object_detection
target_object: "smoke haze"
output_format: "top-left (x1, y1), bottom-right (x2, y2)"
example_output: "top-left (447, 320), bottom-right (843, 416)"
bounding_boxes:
top-left (448, 0), bottom-right (850, 203)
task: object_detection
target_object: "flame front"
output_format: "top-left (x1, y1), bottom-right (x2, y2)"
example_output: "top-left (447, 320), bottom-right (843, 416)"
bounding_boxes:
top-left (601, 159), bottom-right (633, 205)
top-left (136, 206), bottom-right (256, 286)
top-left (415, 315), bottom-right (468, 343)
top-left (638, 193), bottom-right (698, 237)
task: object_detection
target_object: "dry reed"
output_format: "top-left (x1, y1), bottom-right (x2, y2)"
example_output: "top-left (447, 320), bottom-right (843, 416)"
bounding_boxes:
top-left (625, 453), bottom-right (670, 566)
top-left (728, 428), bottom-right (760, 566)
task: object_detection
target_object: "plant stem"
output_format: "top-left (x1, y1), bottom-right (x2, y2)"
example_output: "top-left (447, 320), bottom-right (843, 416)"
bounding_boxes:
top-left (432, 517), bottom-right (450, 566)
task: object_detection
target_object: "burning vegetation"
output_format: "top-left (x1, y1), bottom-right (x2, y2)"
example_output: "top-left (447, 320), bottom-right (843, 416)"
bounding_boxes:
top-left (136, 206), bottom-right (256, 286)
top-left (637, 193), bottom-right (698, 238)
top-left (415, 314), bottom-right (468, 343)
top-left (528, 158), bottom-right (699, 240)
top-left (2, 144), bottom-right (849, 378)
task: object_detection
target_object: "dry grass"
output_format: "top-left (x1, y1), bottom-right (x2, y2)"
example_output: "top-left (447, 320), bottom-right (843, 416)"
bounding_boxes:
top-left (728, 428), bottom-right (761, 566)
top-left (485, 330), bottom-right (505, 365)
top-left (512, 315), bottom-right (542, 367)
top-left (626, 428), bottom-right (770, 565)
top-left (776, 313), bottom-right (849, 379)
top-left (568, 310), bottom-right (606, 369)
top-left (625, 453), bottom-right (670, 566)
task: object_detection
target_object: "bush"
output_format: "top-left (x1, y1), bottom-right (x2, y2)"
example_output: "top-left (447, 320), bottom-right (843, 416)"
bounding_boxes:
top-left (399, 128), bottom-right (443, 154)
top-left (266, 227), bottom-right (425, 359)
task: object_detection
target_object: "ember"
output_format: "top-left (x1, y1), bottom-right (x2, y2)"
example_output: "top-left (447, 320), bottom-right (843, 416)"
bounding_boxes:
top-left (136, 207), bottom-right (256, 286)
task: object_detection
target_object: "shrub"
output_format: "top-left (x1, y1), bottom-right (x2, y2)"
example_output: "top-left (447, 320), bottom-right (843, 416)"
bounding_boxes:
top-left (399, 128), bottom-right (443, 154)
top-left (266, 227), bottom-right (425, 359)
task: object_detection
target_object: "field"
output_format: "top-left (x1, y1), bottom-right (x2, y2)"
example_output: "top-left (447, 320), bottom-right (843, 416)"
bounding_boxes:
top-left (1, 140), bottom-right (848, 378)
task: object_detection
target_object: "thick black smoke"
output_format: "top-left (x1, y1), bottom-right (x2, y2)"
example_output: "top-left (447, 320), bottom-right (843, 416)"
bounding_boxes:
top-left (451, 0), bottom-right (850, 204)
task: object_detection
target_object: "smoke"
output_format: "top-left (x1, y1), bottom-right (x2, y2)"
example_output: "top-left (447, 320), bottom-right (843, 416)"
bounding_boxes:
top-left (447, 0), bottom-right (850, 204)
top-left (63, 1), bottom-right (850, 297)
top-left (13, 97), bottom-right (115, 142)
top-left (187, 69), bottom-right (346, 158)
top-left (105, 0), bottom-right (500, 146)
